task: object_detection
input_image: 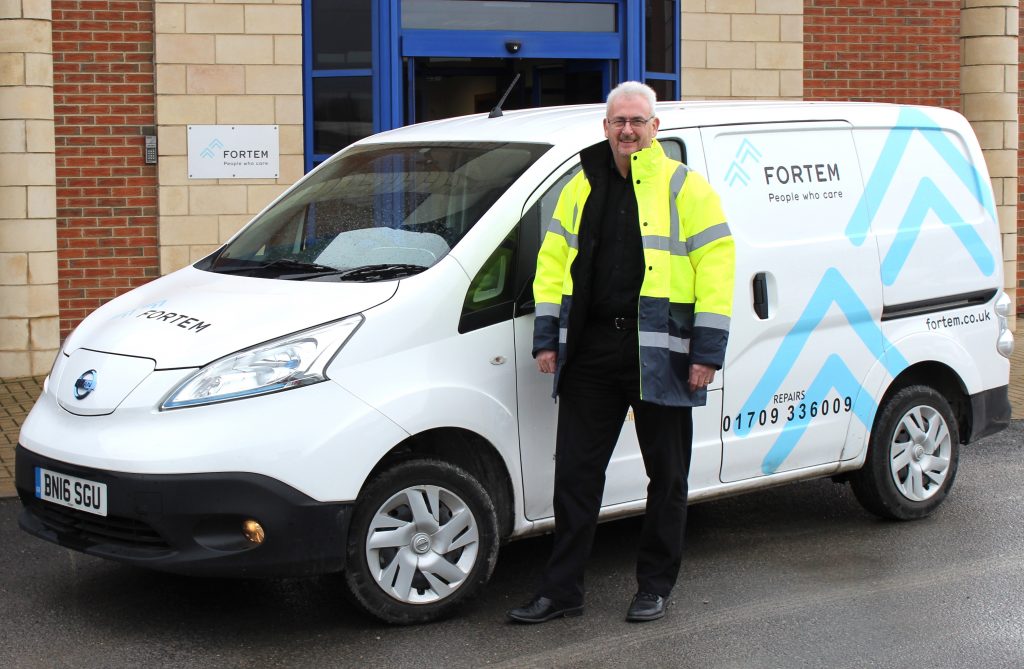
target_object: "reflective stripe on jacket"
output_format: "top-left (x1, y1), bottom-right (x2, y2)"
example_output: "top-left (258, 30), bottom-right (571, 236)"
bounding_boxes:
top-left (532, 139), bottom-right (735, 407)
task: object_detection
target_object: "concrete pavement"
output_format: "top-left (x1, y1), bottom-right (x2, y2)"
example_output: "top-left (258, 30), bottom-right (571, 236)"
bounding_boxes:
top-left (3, 343), bottom-right (1024, 498)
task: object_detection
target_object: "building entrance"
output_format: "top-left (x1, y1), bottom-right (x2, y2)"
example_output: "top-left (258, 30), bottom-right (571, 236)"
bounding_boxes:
top-left (406, 57), bottom-right (614, 123)
top-left (304, 0), bottom-right (680, 168)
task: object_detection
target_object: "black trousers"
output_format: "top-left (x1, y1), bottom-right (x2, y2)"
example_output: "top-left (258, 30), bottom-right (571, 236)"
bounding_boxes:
top-left (539, 322), bottom-right (693, 606)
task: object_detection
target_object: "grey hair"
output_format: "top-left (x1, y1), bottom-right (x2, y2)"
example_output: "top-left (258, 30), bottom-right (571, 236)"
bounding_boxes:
top-left (606, 81), bottom-right (658, 118)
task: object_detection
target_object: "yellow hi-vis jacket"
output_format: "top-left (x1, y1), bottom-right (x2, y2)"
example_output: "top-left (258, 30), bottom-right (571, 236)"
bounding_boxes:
top-left (532, 139), bottom-right (735, 407)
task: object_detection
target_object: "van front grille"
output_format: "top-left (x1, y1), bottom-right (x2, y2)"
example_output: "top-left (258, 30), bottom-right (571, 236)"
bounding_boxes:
top-left (25, 497), bottom-right (171, 552)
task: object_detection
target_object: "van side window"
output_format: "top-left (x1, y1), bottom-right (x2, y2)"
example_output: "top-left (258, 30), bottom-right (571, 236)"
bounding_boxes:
top-left (512, 163), bottom-right (584, 317)
top-left (459, 162), bottom-right (583, 332)
top-left (528, 165), bottom-right (582, 252)
top-left (458, 226), bottom-right (519, 334)
top-left (659, 137), bottom-right (685, 163)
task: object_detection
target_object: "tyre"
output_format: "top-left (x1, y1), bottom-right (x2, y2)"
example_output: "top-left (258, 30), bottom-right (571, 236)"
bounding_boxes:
top-left (850, 385), bottom-right (959, 520)
top-left (344, 459), bottom-right (499, 624)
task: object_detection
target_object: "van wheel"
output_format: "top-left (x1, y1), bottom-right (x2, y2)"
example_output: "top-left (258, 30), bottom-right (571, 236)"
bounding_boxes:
top-left (344, 459), bottom-right (499, 624)
top-left (850, 385), bottom-right (959, 520)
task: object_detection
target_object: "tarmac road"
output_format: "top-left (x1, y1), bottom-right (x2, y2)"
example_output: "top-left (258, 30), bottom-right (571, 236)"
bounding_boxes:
top-left (2, 421), bottom-right (1022, 669)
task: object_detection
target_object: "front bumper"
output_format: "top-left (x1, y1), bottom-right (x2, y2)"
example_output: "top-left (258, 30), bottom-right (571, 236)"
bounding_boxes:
top-left (16, 445), bottom-right (352, 578)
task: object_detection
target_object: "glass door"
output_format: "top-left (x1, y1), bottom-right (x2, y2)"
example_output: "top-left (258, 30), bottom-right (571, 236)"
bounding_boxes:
top-left (304, 0), bottom-right (680, 167)
top-left (397, 0), bottom-right (624, 123)
top-left (404, 57), bottom-right (615, 124)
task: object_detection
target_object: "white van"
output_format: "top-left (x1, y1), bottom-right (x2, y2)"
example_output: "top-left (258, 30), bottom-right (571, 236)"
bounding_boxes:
top-left (16, 101), bottom-right (1012, 624)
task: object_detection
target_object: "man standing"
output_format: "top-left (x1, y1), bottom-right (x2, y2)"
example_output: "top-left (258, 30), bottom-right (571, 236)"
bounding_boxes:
top-left (507, 82), bottom-right (734, 623)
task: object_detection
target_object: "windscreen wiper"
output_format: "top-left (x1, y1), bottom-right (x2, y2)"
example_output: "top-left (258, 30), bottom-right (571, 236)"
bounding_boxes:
top-left (214, 258), bottom-right (427, 281)
top-left (214, 257), bottom-right (340, 278)
top-left (330, 264), bottom-right (427, 282)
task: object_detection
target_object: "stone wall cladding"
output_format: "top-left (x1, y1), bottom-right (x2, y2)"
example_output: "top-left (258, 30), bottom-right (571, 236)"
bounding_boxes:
top-left (154, 0), bottom-right (303, 274)
top-left (804, 1), bottom-right (960, 107)
top-left (52, 0), bottom-right (159, 339)
top-left (959, 1), bottom-right (1017, 322)
top-left (681, 0), bottom-right (804, 100)
top-left (0, 0), bottom-right (60, 377)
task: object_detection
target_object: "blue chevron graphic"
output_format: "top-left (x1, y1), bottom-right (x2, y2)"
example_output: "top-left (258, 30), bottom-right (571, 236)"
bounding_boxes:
top-left (725, 162), bottom-right (750, 187)
top-left (845, 108), bottom-right (996, 253)
top-left (726, 139), bottom-right (762, 188)
top-left (736, 269), bottom-right (909, 471)
top-left (737, 268), bottom-right (907, 438)
top-left (200, 138), bottom-right (224, 159)
top-left (880, 177), bottom-right (995, 284)
top-left (736, 138), bottom-right (762, 163)
top-left (760, 353), bottom-right (878, 474)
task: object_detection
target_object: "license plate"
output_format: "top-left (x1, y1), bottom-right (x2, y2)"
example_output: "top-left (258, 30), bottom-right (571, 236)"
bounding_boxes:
top-left (35, 467), bottom-right (108, 517)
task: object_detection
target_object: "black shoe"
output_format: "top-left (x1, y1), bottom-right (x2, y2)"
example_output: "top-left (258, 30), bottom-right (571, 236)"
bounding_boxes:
top-left (625, 591), bottom-right (666, 622)
top-left (507, 596), bottom-right (584, 624)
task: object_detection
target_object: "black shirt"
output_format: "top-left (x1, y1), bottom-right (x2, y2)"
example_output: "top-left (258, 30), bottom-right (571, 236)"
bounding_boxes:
top-left (588, 160), bottom-right (645, 319)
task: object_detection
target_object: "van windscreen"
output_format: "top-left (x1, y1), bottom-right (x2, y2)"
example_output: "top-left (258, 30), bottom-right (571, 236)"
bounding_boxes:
top-left (197, 141), bottom-right (550, 281)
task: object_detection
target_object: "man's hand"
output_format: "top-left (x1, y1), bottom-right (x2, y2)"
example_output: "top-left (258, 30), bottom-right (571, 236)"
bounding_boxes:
top-left (536, 350), bottom-right (557, 374)
top-left (689, 363), bottom-right (716, 392)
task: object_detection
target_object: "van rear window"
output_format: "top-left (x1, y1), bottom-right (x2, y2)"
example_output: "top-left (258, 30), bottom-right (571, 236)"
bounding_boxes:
top-left (198, 141), bottom-right (550, 281)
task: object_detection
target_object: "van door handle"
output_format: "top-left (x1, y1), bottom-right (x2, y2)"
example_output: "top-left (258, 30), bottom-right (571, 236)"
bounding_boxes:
top-left (753, 272), bottom-right (769, 320)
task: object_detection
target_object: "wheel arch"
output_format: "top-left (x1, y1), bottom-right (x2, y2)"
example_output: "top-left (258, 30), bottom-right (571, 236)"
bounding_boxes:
top-left (840, 359), bottom-right (971, 469)
top-left (880, 362), bottom-right (971, 446)
top-left (877, 331), bottom-right (985, 446)
top-left (361, 427), bottom-right (517, 540)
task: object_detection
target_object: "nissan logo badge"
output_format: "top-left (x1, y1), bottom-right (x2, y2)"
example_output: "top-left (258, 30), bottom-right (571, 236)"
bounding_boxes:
top-left (74, 370), bottom-right (98, 400)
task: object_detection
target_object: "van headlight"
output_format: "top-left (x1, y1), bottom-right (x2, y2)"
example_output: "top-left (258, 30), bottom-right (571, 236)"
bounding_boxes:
top-left (161, 315), bottom-right (363, 410)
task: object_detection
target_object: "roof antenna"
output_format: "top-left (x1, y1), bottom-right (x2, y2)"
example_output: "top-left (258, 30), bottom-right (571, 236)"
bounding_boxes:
top-left (489, 73), bottom-right (521, 118)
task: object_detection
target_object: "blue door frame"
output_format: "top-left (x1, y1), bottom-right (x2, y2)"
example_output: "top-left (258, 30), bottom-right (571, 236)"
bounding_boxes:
top-left (304, 0), bottom-right (677, 170)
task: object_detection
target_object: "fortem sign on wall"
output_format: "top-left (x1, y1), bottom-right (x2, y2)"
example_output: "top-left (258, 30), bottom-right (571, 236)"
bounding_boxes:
top-left (187, 125), bottom-right (280, 179)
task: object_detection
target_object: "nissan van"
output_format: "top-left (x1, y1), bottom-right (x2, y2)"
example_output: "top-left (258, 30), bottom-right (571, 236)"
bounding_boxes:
top-left (16, 101), bottom-right (1012, 623)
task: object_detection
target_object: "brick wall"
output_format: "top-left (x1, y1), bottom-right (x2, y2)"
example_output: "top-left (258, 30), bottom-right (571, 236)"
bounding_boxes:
top-left (52, 0), bottom-right (159, 339)
top-left (1020, 7), bottom-right (1023, 313)
top-left (807, 0), bottom-right (1020, 320)
top-left (804, 0), bottom-right (960, 107)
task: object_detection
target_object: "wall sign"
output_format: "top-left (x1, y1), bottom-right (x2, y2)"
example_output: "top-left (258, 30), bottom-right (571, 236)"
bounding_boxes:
top-left (187, 125), bottom-right (279, 179)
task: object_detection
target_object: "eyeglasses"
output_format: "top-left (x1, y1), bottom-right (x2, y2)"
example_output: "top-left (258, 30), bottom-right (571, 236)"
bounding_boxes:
top-left (606, 116), bottom-right (654, 129)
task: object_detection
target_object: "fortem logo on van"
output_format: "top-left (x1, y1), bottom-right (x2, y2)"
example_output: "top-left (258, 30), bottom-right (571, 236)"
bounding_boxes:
top-left (763, 163), bottom-right (840, 185)
top-left (763, 161), bottom-right (845, 205)
top-left (136, 309), bottom-right (213, 333)
top-left (726, 138), bottom-right (845, 205)
top-left (724, 139), bottom-right (762, 187)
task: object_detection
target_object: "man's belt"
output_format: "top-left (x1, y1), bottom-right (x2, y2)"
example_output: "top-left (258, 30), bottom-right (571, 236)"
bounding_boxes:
top-left (588, 316), bottom-right (638, 330)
